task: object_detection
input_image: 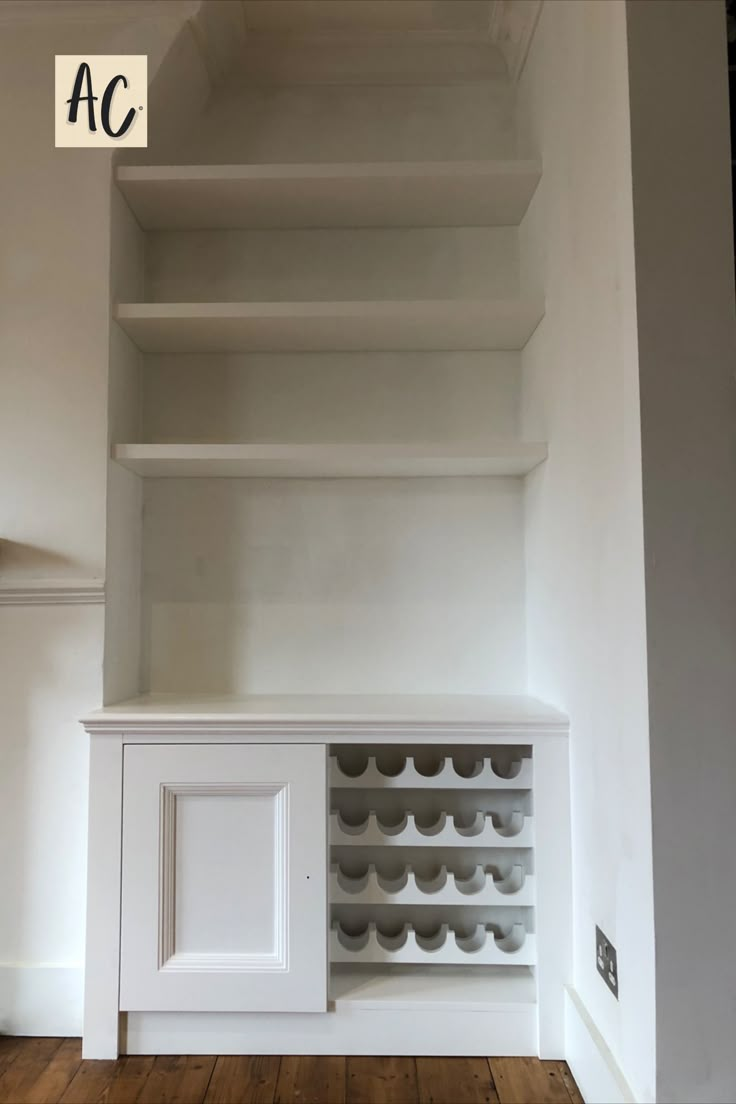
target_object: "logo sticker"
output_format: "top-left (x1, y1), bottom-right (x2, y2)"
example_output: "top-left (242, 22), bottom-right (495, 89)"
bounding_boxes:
top-left (55, 56), bottom-right (147, 148)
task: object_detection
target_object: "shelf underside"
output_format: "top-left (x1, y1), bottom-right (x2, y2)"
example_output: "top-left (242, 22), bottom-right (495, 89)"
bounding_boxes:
top-left (112, 442), bottom-right (547, 478)
top-left (117, 161), bottom-right (541, 229)
top-left (115, 301), bottom-right (544, 353)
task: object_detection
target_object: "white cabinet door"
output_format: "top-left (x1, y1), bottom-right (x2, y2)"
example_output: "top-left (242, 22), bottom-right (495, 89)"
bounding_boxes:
top-left (119, 743), bottom-right (327, 1013)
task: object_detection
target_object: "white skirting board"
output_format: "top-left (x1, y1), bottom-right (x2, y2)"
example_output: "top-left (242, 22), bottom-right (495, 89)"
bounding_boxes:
top-left (121, 1006), bottom-right (537, 1057)
top-left (0, 965), bottom-right (83, 1036)
top-left (565, 988), bottom-right (637, 1104)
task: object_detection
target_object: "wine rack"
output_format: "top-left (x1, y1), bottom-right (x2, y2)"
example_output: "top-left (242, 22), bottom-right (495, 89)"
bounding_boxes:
top-left (330, 746), bottom-right (535, 969)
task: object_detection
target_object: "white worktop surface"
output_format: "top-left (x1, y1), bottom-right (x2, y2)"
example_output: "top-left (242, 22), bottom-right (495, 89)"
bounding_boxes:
top-left (81, 693), bottom-right (568, 742)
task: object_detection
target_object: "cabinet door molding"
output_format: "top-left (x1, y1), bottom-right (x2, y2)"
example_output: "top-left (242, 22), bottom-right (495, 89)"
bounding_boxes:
top-left (120, 743), bottom-right (327, 1013)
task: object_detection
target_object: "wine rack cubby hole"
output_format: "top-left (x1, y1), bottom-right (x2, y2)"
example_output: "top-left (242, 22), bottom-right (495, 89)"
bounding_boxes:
top-left (330, 744), bottom-right (535, 969)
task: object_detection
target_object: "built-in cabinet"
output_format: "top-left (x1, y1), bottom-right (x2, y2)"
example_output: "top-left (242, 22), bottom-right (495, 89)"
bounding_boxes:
top-left (84, 0), bottom-right (570, 1062)
top-left (119, 743), bottom-right (327, 1013)
top-left (82, 704), bottom-right (569, 1058)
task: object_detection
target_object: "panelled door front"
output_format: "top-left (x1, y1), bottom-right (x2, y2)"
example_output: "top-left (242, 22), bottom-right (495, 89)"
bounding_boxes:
top-left (119, 743), bottom-right (327, 1012)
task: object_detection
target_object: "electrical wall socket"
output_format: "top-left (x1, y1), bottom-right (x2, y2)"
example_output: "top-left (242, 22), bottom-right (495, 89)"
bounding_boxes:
top-left (596, 925), bottom-right (619, 999)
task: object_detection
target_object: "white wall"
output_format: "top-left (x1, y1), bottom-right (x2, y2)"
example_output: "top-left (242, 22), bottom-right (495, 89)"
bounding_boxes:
top-left (517, 3), bottom-right (656, 1101)
top-left (626, 3), bottom-right (736, 1101)
top-left (143, 227), bottom-right (520, 302)
top-left (0, 2), bottom-right (197, 1033)
top-left (170, 83), bottom-right (516, 164)
top-left (140, 475), bottom-right (526, 696)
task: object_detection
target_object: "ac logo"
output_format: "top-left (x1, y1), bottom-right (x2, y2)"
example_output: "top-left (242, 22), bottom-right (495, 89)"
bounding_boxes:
top-left (55, 56), bottom-right (147, 148)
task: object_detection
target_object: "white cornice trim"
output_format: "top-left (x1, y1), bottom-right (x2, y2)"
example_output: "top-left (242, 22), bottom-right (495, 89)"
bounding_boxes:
top-left (0, 579), bottom-right (105, 606)
top-left (489, 0), bottom-right (543, 82)
top-left (0, 1), bottom-right (200, 27)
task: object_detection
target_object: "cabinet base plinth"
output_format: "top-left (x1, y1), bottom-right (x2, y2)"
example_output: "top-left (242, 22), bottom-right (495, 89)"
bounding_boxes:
top-left (121, 1005), bottom-right (539, 1056)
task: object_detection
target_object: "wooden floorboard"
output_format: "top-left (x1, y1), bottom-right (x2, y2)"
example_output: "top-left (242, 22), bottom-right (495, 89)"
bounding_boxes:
top-left (488, 1058), bottom-right (572, 1104)
top-left (15, 1039), bottom-right (82, 1104)
top-left (0, 1036), bottom-right (27, 1079)
top-left (347, 1057), bottom-right (419, 1104)
top-left (59, 1055), bottom-right (155, 1103)
top-left (0, 1042), bottom-right (585, 1104)
top-left (416, 1057), bottom-right (500, 1103)
top-left (0, 1038), bottom-right (65, 1104)
top-left (205, 1056), bottom-right (280, 1104)
top-left (274, 1056), bottom-right (346, 1104)
top-left (137, 1055), bottom-right (216, 1103)
top-left (556, 1062), bottom-right (584, 1104)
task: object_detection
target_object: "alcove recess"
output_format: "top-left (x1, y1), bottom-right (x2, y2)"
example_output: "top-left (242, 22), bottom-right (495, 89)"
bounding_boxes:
top-left (108, 165), bottom-right (546, 701)
top-left (102, 8), bottom-right (557, 1015)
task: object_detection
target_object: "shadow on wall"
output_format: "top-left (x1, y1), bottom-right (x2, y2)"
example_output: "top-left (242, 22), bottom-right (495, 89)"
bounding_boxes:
top-left (0, 539), bottom-right (78, 578)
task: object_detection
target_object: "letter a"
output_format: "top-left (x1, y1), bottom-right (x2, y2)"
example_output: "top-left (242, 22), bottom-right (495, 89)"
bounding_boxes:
top-left (66, 62), bottom-right (98, 132)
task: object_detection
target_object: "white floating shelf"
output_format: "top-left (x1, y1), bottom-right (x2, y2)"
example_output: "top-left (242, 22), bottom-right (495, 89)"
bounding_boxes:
top-left (331, 754), bottom-right (533, 789)
top-left (331, 922), bottom-right (536, 966)
top-left (114, 300), bottom-right (544, 353)
top-left (330, 863), bottom-right (535, 907)
top-left (330, 811), bottom-right (533, 848)
top-left (116, 161), bottom-right (541, 229)
top-left (112, 443), bottom-right (548, 479)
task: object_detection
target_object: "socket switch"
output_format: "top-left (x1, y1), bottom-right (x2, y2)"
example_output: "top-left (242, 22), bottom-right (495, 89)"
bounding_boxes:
top-left (596, 925), bottom-right (619, 999)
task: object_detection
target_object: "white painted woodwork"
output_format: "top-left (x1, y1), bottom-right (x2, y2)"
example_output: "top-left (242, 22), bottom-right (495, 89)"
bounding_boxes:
top-left (115, 300), bottom-right (544, 353)
top-left (330, 964), bottom-right (536, 1009)
top-left (113, 442), bottom-right (547, 478)
top-left (82, 694), bottom-right (568, 739)
top-left (83, 735), bottom-right (124, 1059)
top-left (117, 161), bottom-right (541, 229)
top-left (0, 578), bottom-right (104, 605)
top-left (104, 184), bottom-right (145, 705)
top-left (330, 809), bottom-right (534, 848)
top-left (533, 739), bottom-right (572, 1058)
top-left (331, 752), bottom-right (533, 788)
top-left (564, 988), bottom-right (634, 1104)
top-left (81, 0), bottom-right (576, 1064)
top-left (123, 1000), bottom-right (538, 1056)
top-left (83, 700), bottom-right (568, 1055)
top-left (331, 922), bottom-right (536, 967)
top-left (330, 864), bottom-right (536, 907)
top-left (119, 743), bottom-right (327, 1013)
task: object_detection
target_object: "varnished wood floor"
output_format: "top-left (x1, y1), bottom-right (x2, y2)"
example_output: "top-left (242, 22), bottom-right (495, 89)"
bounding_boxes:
top-left (0, 1040), bottom-right (584, 1104)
